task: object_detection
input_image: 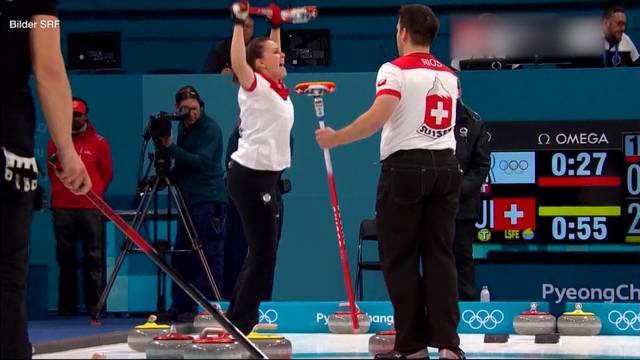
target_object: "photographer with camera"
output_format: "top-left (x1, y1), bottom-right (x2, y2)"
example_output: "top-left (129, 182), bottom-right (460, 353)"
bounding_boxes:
top-left (157, 86), bottom-right (227, 322)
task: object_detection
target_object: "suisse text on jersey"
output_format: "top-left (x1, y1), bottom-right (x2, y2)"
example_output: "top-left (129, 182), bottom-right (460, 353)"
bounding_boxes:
top-left (9, 20), bottom-right (60, 29)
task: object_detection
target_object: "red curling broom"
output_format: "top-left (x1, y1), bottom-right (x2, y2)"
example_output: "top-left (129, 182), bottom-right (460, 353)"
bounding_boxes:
top-left (294, 82), bottom-right (370, 334)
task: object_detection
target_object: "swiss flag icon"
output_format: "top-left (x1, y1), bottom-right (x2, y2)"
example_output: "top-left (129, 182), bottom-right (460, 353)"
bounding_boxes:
top-left (424, 77), bottom-right (453, 130)
top-left (494, 197), bottom-right (536, 231)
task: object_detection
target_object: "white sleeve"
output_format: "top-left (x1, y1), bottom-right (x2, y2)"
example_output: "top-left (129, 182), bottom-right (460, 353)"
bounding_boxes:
top-left (375, 63), bottom-right (402, 99)
top-left (242, 73), bottom-right (270, 96)
top-left (253, 74), bottom-right (269, 95)
top-left (451, 58), bottom-right (461, 71)
top-left (627, 36), bottom-right (640, 62)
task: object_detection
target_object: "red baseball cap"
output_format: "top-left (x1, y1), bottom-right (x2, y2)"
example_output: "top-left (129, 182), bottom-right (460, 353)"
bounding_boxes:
top-left (72, 99), bottom-right (87, 115)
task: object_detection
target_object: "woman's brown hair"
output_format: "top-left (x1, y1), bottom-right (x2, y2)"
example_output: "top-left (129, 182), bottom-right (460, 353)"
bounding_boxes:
top-left (232, 37), bottom-right (269, 84)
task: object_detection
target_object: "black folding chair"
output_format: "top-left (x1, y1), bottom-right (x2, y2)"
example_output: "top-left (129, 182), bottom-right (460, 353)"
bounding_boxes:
top-left (354, 218), bottom-right (381, 301)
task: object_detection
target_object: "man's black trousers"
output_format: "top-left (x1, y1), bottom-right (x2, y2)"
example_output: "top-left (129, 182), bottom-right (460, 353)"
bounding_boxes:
top-left (376, 149), bottom-right (462, 353)
top-left (52, 209), bottom-right (103, 317)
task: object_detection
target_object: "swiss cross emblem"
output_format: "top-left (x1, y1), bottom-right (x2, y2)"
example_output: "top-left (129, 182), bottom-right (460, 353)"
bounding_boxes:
top-left (417, 77), bottom-right (454, 138)
top-left (493, 197), bottom-right (536, 231)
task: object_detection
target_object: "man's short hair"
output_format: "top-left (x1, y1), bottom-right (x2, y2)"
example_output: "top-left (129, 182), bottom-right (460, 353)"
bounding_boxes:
top-left (603, 5), bottom-right (625, 19)
top-left (398, 4), bottom-right (439, 47)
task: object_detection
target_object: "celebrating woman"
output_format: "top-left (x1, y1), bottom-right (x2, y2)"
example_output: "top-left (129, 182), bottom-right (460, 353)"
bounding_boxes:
top-left (225, 1), bottom-right (293, 334)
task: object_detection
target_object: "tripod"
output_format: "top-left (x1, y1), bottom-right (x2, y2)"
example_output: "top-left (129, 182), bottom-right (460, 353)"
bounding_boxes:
top-left (94, 140), bottom-right (221, 319)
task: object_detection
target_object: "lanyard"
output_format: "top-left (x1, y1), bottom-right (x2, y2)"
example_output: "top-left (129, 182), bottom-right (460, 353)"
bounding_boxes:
top-left (604, 41), bottom-right (621, 67)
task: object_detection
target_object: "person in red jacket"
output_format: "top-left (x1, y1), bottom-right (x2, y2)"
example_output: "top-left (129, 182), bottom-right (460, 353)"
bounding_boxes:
top-left (47, 97), bottom-right (113, 323)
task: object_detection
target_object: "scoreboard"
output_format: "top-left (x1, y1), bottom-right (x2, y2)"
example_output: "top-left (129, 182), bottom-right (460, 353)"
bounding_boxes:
top-left (475, 120), bottom-right (639, 244)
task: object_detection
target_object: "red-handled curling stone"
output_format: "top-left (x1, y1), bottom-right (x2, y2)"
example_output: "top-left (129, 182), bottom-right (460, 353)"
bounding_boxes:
top-left (145, 325), bottom-right (194, 359)
top-left (182, 328), bottom-right (243, 359)
top-left (368, 329), bottom-right (395, 356)
top-left (327, 302), bottom-right (371, 334)
top-left (192, 303), bottom-right (222, 333)
top-left (513, 302), bottom-right (557, 335)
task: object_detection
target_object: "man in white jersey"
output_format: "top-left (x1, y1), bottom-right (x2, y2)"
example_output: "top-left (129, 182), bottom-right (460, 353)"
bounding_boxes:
top-left (602, 5), bottom-right (639, 67)
top-left (316, 4), bottom-right (464, 360)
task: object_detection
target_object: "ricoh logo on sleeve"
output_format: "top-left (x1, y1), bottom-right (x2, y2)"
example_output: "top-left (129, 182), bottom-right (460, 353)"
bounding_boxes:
top-left (542, 283), bottom-right (640, 303)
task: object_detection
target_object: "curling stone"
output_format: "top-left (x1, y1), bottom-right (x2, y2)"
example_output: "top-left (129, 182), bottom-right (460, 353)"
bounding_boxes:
top-left (513, 302), bottom-right (557, 335)
top-left (368, 329), bottom-right (395, 357)
top-left (192, 309), bottom-right (221, 334)
top-left (246, 324), bottom-right (292, 359)
top-left (182, 328), bottom-right (243, 359)
top-left (145, 325), bottom-right (194, 359)
top-left (557, 303), bottom-right (601, 336)
top-left (127, 315), bottom-right (170, 352)
top-left (327, 302), bottom-right (371, 334)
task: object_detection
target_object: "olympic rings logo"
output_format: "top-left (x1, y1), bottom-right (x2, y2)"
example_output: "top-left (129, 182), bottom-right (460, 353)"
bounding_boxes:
top-left (461, 310), bottom-right (504, 330)
top-left (608, 310), bottom-right (640, 331)
top-left (259, 309), bottom-right (279, 324)
top-left (497, 159), bottom-right (529, 175)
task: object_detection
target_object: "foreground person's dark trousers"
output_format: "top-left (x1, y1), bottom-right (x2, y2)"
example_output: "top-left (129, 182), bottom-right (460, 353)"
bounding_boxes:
top-left (1, 180), bottom-right (35, 359)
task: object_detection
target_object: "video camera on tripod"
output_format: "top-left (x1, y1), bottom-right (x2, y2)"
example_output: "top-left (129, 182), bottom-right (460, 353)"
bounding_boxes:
top-left (144, 109), bottom-right (190, 140)
top-left (94, 107), bottom-right (222, 318)
top-left (132, 109), bottom-right (185, 194)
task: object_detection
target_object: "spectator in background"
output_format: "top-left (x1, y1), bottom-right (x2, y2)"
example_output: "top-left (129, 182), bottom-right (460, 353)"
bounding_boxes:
top-left (602, 5), bottom-right (639, 67)
top-left (47, 97), bottom-right (112, 324)
top-left (453, 80), bottom-right (490, 301)
top-left (202, 17), bottom-right (255, 74)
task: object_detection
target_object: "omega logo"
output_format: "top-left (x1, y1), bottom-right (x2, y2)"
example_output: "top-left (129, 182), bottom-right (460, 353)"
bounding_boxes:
top-left (538, 132), bottom-right (609, 146)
